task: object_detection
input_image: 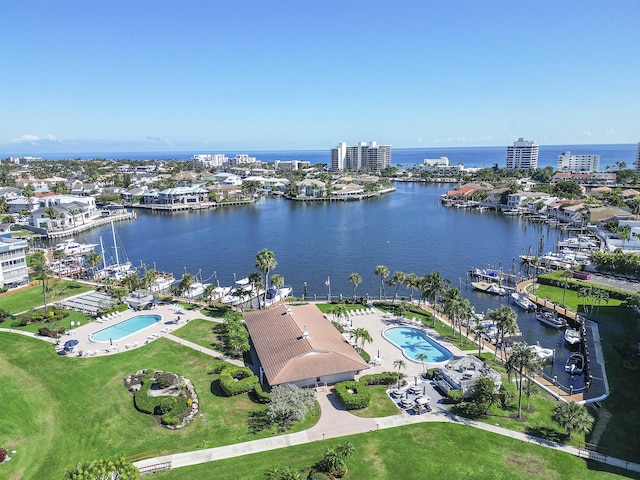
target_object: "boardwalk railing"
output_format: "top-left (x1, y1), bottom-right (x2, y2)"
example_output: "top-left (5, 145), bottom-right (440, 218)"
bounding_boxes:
top-left (138, 462), bottom-right (172, 475)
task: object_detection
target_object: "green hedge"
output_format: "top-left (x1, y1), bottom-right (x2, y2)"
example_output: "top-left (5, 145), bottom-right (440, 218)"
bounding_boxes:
top-left (359, 372), bottom-right (401, 386)
top-left (334, 380), bottom-right (371, 410)
top-left (219, 366), bottom-right (259, 396)
top-left (253, 383), bottom-right (271, 403)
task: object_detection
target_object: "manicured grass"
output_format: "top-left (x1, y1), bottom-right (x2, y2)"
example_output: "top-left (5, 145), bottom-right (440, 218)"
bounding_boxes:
top-left (349, 385), bottom-right (400, 418)
top-left (0, 333), bottom-right (318, 480)
top-left (530, 284), bottom-right (623, 312)
top-left (0, 280), bottom-right (93, 314)
top-left (171, 318), bottom-right (222, 351)
top-left (152, 422), bottom-right (635, 480)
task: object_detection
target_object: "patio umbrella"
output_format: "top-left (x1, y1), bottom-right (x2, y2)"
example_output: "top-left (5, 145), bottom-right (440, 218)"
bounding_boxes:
top-left (64, 339), bottom-right (79, 348)
top-left (110, 338), bottom-right (113, 346)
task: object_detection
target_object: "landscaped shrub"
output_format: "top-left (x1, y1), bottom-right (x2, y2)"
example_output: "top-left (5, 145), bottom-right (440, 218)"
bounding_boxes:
top-left (161, 413), bottom-right (181, 426)
top-left (253, 383), bottom-right (271, 403)
top-left (334, 381), bottom-right (371, 410)
top-left (0, 447), bottom-right (7, 463)
top-left (219, 366), bottom-right (258, 396)
top-left (359, 372), bottom-right (401, 386)
top-left (447, 389), bottom-right (464, 403)
top-left (37, 327), bottom-right (66, 338)
top-left (154, 396), bottom-right (177, 415)
top-left (156, 372), bottom-right (176, 388)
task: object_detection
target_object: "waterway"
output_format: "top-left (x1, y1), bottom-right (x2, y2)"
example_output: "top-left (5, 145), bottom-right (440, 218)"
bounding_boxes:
top-left (74, 181), bottom-right (585, 388)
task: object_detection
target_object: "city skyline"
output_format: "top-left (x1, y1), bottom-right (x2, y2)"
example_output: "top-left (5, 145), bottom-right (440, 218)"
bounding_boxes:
top-left (1, 1), bottom-right (639, 154)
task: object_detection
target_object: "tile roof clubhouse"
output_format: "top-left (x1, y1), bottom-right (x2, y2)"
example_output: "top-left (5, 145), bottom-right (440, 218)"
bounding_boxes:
top-left (243, 304), bottom-right (370, 388)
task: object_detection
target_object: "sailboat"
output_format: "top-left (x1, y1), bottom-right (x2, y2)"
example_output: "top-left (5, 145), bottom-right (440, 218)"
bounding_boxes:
top-left (95, 222), bottom-right (133, 280)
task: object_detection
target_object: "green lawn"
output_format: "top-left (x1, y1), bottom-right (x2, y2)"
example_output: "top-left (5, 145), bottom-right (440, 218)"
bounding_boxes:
top-left (152, 422), bottom-right (636, 480)
top-left (0, 333), bottom-right (318, 480)
top-left (530, 284), bottom-right (623, 312)
top-left (349, 385), bottom-right (400, 418)
top-left (171, 318), bottom-right (222, 351)
top-left (0, 280), bottom-right (93, 315)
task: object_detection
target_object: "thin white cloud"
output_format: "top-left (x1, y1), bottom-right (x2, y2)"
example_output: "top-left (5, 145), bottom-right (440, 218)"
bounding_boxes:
top-left (7, 134), bottom-right (58, 144)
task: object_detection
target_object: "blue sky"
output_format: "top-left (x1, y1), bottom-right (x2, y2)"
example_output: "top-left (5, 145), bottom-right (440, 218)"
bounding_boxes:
top-left (1, 1), bottom-right (639, 154)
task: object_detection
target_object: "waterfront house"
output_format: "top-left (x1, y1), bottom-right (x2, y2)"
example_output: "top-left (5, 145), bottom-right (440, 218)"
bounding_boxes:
top-left (552, 172), bottom-right (616, 187)
top-left (157, 186), bottom-right (209, 205)
top-left (243, 304), bottom-right (370, 389)
top-left (506, 191), bottom-right (554, 210)
top-left (208, 184), bottom-right (243, 202)
top-left (436, 355), bottom-right (501, 398)
top-left (297, 179), bottom-right (326, 198)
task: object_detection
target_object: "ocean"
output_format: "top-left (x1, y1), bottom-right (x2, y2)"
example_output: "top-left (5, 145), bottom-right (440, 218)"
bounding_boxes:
top-left (7, 144), bottom-right (638, 170)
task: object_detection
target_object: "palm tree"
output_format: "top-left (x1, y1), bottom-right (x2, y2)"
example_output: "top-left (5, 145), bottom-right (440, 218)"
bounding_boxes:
top-left (0, 196), bottom-right (8, 214)
top-left (443, 287), bottom-right (463, 334)
top-left (203, 284), bottom-right (216, 305)
top-left (473, 322), bottom-right (486, 357)
top-left (425, 271), bottom-right (450, 314)
top-left (335, 441), bottom-right (355, 463)
top-left (559, 269), bottom-right (573, 305)
top-left (249, 271), bottom-right (264, 308)
top-left (506, 342), bottom-right (535, 419)
top-left (331, 303), bottom-right (348, 323)
top-left (393, 358), bottom-right (407, 389)
top-left (86, 251), bottom-right (102, 280)
top-left (255, 249), bottom-right (277, 309)
top-left (270, 273), bottom-right (284, 289)
top-left (488, 305), bottom-right (519, 361)
top-left (350, 327), bottom-right (372, 351)
top-left (404, 273), bottom-right (419, 302)
top-left (374, 265), bottom-right (389, 300)
top-left (389, 271), bottom-right (406, 302)
top-left (416, 352), bottom-right (428, 377)
top-left (179, 272), bottom-right (195, 299)
top-left (30, 250), bottom-right (49, 309)
top-left (553, 401), bottom-right (595, 440)
top-left (349, 272), bottom-right (362, 299)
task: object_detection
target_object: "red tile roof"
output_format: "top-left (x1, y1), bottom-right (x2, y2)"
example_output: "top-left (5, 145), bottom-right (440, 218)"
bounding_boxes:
top-left (243, 304), bottom-right (370, 386)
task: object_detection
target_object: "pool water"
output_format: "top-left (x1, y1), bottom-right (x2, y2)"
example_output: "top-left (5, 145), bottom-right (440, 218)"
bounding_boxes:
top-left (383, 327), bottom-right (452, 363)
top-left (90, 314), bottom-right (162, 343)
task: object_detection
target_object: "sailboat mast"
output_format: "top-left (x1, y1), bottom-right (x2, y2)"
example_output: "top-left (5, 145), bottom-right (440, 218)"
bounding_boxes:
top-left (111, 221), bottom-right (120, 267)
top-left (99, 237), bottom-right (106, 268)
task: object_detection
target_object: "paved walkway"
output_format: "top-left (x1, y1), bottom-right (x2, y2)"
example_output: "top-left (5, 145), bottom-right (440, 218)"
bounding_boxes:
top-left (164, 333), bottom-right (244, 367)
top-left (0, 327), bottom-right (58, 343)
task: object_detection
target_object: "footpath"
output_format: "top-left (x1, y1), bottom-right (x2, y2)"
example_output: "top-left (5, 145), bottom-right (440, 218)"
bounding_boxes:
top-left (134, 388), bottom-right (640, 475)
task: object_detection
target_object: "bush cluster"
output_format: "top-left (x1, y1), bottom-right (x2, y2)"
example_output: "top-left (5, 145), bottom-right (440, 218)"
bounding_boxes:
top-left (359, 372), bottom-right (401, 386)
top-left (447, 389), bottom-right (464, 403)
top-left (0, 447), bottom-right (7, 463)
top-left (219, 366), bottom-right (258, 396)
top-left (253, 383), bottom-right (271, 403)
top-left (133, 372), bottom-right (191, 426)
top-left (37, 327), bottom-right (66, 337)
top-left (334, 381), bottom-right (371, 410)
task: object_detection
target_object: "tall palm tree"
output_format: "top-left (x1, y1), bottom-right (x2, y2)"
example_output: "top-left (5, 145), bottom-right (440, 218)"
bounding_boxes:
top-left (331, 303), bottom-right (348, 324)
top-left (270, 273), bottom-right (284, 288)
top-left (30, 250), bottom-right (49, 309)
top-left (248, 272), bottom-right (264, 308)
top-left (443, 287), bottom-right (464, 334)
top-left (352, 327), bottom-right (372, 351)
top-left (489, 306), bottom-right (519, 361)
top-left (349, 272), bottom-right (362, 299)
top-left (559, 269), bottom-right (573, 305)
top-left (393, 359), bottom-right (407, 389)
top-left (255, 249), bottom-right (277, 309)
top-left (404, 273), bottom-right (418, 302)
top-left (179, 272), bottom-right (195, 299)
top-left (86, 251), bottom-right (102, 281)
top-left (374, 265), bottom-right (389, 301)
top-left (552, 401), bottom-right (595, 440)
top-left (506, 342), bottom-right (535, 419)
top-left (416, 352), bottom-right (428, 377)
top-left (389, 271), bottom-right (406, 302)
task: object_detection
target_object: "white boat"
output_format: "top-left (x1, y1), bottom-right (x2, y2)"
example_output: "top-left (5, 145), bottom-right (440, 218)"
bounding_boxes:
top-left (565, 352), bottom-right (584, 375)
top-left (184, 282), bottom-right (210, 300)
top-left (263, 286), bottom-right (293, 307)
top-left (564, 328), bottom-right (581, 346)
top-left (511, 292), bottom-right (536, 311)
top-left (53, 239), bottom-right (98, 256)
top-left (502, 209), bottom-right (520, 216)
top-left (95, 222), bottom-right (133, 280)
top-left (535, 311), bottom-right (568, 329)
top-left (472, 281), bottom-right (507, 296)
top-left (528, 343), bottom-right (554, 362)
top-left (149, 272), bottom-right (175, 293)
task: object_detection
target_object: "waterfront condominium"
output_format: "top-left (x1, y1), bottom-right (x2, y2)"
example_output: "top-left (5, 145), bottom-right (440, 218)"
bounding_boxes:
top-left (331, 141), bottom-right (391, 173)
top-left (636, 143), bottom-right (640, 174)
top-left (557, 151), bottom-right (600, 173)
top-left (505, 138), bottom-right (539, 169)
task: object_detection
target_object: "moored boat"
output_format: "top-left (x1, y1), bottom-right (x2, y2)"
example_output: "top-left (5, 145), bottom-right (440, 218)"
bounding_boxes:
top-left (472, 281), bottom-right (507, 296)
top-left (535, 310), bottom-right (568, 329)
top-left (564, 328), bottom-right (581, 347)
top-left (565, 352), bottom-right (584, 375)
top-left (511, 291), bottom-right (536, 311)
top-left (528, 343), bottom-right (554, 362)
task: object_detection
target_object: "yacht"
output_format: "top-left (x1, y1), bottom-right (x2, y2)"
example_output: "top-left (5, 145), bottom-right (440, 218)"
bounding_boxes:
top-left (528, 344), bottom-right (554, 362)
top-left (53, 239), bottom-right (97, 256)
top-left (263, 286), bottom-right (293, 307)
top-left (472, 281), bottom-right (507, 296)
top-left (535, 310), bottom-right (568, 329)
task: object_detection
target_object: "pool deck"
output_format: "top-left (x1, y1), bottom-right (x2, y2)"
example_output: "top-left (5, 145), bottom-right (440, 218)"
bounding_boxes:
top-left (54, 304), bottom-right (201, 358)
top-left (339, 307), bottom-right (471, 381)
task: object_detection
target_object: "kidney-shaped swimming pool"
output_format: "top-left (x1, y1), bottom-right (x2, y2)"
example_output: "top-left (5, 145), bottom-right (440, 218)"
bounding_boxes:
top-left (90, 314), bottom-right (162, 343)
top-left (383, 326), bottom-right (452, 363)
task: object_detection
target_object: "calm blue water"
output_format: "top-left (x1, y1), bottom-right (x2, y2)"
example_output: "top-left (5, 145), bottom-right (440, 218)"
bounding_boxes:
top-left (383, 326), bottom-right (452, 363)
top-left (6, 143), bottom-right (637, 170)
top-left (90, 314), bottom-right (161, 342)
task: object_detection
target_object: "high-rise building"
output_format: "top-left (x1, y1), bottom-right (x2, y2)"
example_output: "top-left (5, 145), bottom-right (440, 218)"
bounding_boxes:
top-left (506, 138), bottom-right (539, 169)
top-left (635, 143), bottom-right (640, 173)
top-left (557, 152), bottom-right (600, 173)
top-left (331, 141), bottom-right (391, 172)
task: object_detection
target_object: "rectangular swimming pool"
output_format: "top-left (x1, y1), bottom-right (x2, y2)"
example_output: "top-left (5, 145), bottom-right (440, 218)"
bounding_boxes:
top-left (90, 314), bottom-right (162, 343)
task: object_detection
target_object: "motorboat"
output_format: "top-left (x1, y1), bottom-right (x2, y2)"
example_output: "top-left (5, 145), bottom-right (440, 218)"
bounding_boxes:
top-left (472, 281), bottom-right (507, 296)
top-left (502, 209), bottom-right (520, 216)
top-left (53, 238), bottom-right (98, 256)
top-left (264, 286), bottom-right (293, 307)
top-left (511, 292), bottom-right (536, 311)
top-left (535, 310), bottom-right (568, 329)
top-left (565, 352), bottom-right (584, 375)
top-left (564, 328), bottom-right (581, 347)
top-left (528, 343), bottom-right (554, 362)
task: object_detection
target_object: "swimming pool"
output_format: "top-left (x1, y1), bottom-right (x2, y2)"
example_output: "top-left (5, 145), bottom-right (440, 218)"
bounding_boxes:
top-left (90, 314), bottom-right (162, 343)
top-left (383, 327), bottom-right (452, 363)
